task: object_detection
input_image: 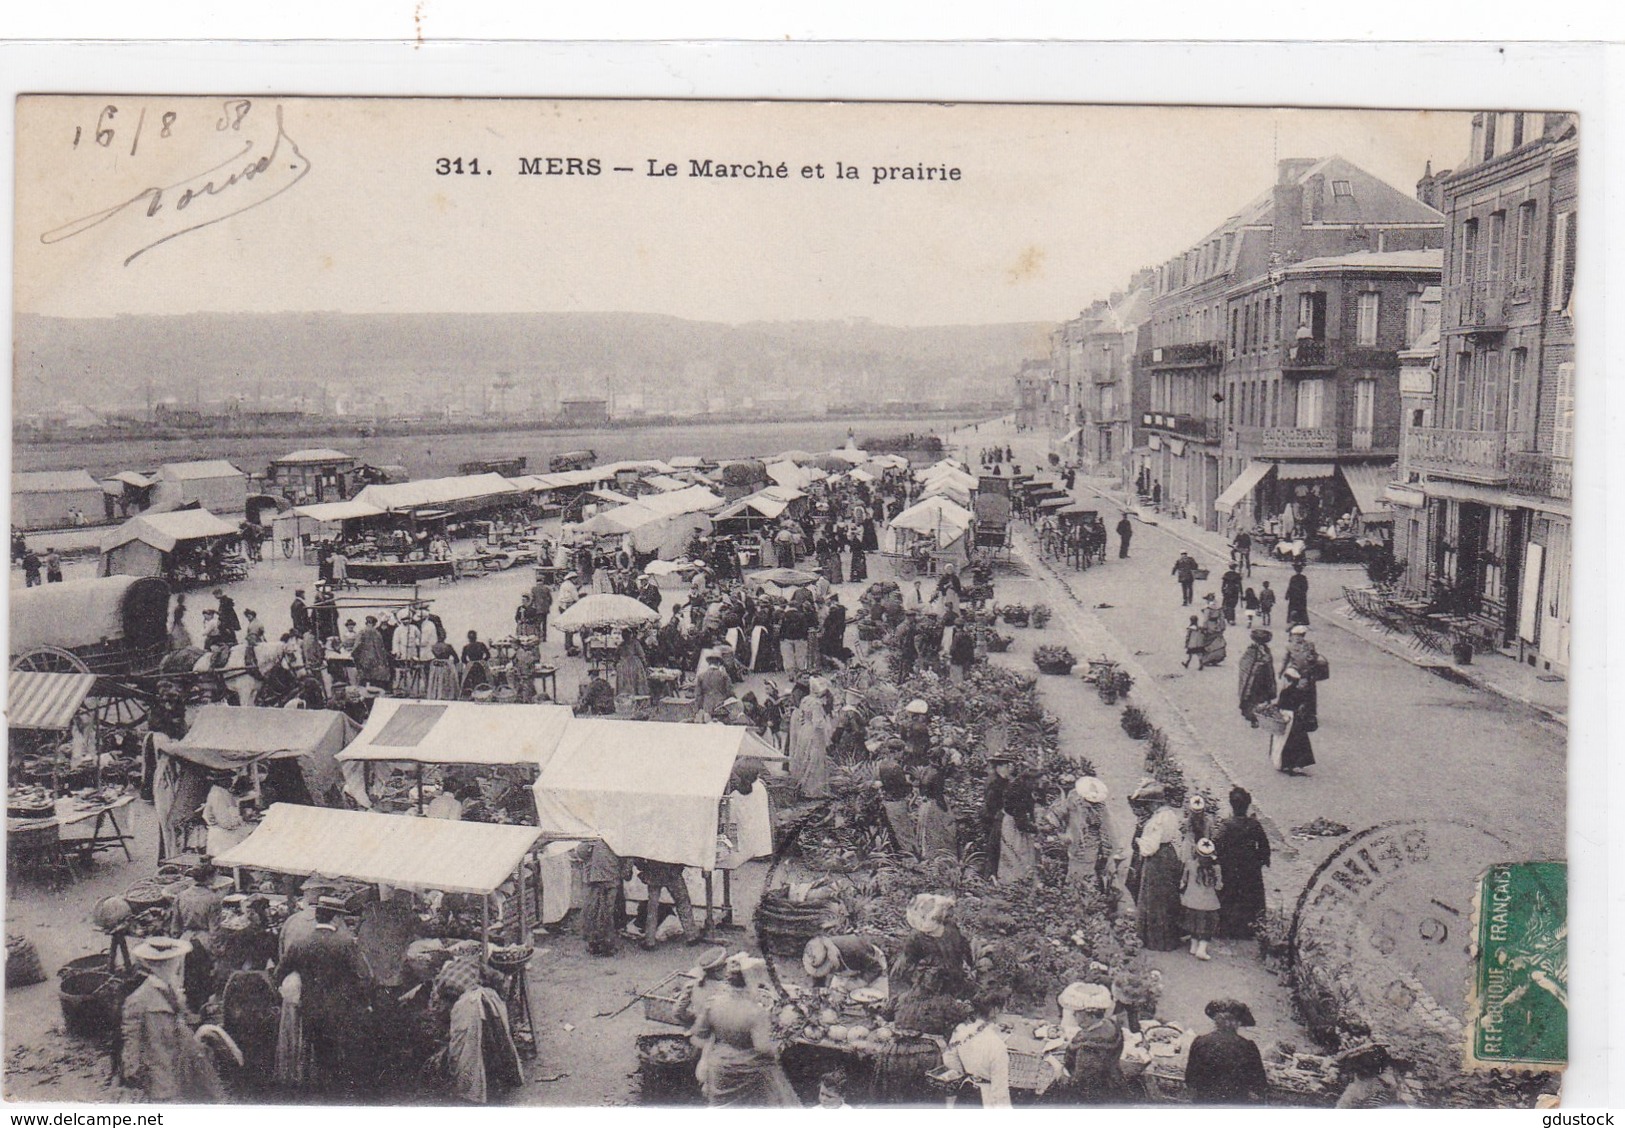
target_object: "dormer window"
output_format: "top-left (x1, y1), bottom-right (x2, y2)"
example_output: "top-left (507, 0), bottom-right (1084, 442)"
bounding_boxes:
top-left (1332, 180), bottom-right (1353, 198)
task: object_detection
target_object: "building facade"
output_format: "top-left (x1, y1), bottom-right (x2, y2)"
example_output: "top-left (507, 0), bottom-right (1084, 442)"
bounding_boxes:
top-left (1043, 276), bottom-right (1153, 480)
top-left (1137, 157), bottom-right (1444, 531)
top-left (1214, 250), bottom-right (1441, 535)
top-left (1399, 112), bottom-right (1575, 674)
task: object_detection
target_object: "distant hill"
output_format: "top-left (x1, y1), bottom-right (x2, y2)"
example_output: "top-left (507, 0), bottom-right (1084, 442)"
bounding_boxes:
top-left (12, 311), bottom-right (1053, 416)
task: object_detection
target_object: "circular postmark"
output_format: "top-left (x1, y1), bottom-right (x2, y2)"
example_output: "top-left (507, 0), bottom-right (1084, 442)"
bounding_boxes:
top-left (1288, 819), bottom-right (1513, 1040)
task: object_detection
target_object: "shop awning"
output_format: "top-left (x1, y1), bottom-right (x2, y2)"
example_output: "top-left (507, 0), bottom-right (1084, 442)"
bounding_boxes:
top-left (1339, 462), bottom-right (1398, 518)
top-left (337, 699), bottom-right (575, 767)
top-left (1276, 462), bottom-right (1335, 481)
top-left (1214, 461), bottom-right (1275, 514)
top-left (215, 803), bottom-right (543, 896)
top-left (6, 671), bottom-right (98, 731)
top-left (1383, 483), bottom-right (1427, 509)
top-left (167, 705), bottom-right (353, 772)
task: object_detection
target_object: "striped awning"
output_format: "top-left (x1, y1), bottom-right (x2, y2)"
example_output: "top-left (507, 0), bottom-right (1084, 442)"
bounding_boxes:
top-left (1276, 462), bottom-right (1335, 481)
top-left (7, 671), bottom-right (98, 730)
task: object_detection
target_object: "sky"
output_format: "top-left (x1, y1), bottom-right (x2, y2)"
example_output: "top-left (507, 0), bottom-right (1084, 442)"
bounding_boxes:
top-left (14, 98), bottom-right (1474, 326)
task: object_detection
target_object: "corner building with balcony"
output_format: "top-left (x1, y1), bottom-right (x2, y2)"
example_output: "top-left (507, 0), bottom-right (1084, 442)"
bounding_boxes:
top-left (1137, 156), bottom-right (1444, 532)
top-left (1401, 112), bottom-right (1575, 674)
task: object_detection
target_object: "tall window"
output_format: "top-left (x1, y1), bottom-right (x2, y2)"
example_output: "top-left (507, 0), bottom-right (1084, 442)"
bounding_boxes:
top-left (1488, 211), bottom-right (1505, 278)
top-left (1516, 202), bottom-right (1536, 282)
top-left (1460, 218), bottom-right (1479, 286)
top-left (1404, 291), bottom-right (1423, 346)
top-left (1229, 308), bottom-right (1239, 357)
top-left (1483, 112), bottom-right (1498, 161)
top-left (1357, 292), bottom-right (1380, 346)
top-left (1353, 380), bottom-right (1375, 450)
top-left (1507, 348), bottom-right (1529, 446)
top-left (1274, 296), bottom-right (1284, 342)
top-left (1263, 296), bottom-right (1273, 349)
top-left (1479, 351), bottom-right (1501, 432)
top-left (1296, 379), bottom-right (1325, 429)
top-left (1453, 352), bottom-right (1472, 429)
top-left (1553, 363), bottom-right (1575, 459)
top-left (1297, 292), bottom-right (1314, 334)
top-left (1551, 210), bottom-right (1577, 312)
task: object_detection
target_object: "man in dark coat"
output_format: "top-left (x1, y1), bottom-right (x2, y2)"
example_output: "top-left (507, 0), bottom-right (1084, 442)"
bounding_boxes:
top-left (980, 754), bottom-right (1017, 878)
top-left (1285, 563), bottom-right (1310, 627)
top-left (1214, 787), bottom-right (1271, 938)
top-left (213, 589), bottom-right (241, 636)
top-left (289, 589), bottom-right (311, 637)
top-left (1115, 513), bottom-right (1133, 559)
top-left (1220, 565), bottom-right (1243, 625)
top-left (1183, 999), bottom-right (1269, 1104)
top-left (276, 897), bottom-right (374, 1097)
top-left (530, 577), bottom-right (554, 641)
top-left (1172, 552), bottom-right (1200, 606)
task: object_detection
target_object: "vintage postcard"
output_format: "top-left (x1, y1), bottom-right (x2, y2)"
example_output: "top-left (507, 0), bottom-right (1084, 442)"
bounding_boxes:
top-left (8, 94), bottom-right (1572, 1110)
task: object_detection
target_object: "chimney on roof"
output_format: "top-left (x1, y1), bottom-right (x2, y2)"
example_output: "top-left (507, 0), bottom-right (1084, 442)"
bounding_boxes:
top-left (1272, 159), bottom-right (1307, 266)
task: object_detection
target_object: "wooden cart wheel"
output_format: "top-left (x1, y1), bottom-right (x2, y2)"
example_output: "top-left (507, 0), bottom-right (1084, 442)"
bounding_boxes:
top-left (12, 646), bottom-right (92, 675)
top-left (89, 687), bottom-right (150, 733)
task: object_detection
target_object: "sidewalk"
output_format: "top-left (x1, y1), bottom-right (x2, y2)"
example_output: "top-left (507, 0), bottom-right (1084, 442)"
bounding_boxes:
top-left (1059, 472), bottom-right (1569, 729)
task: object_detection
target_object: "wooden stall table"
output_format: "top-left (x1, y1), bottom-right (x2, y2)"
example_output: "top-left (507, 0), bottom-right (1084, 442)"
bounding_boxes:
top-left (533, 665), bottom-right (559, 701)
top-left (348, 559), bottom-right (457, 586)
top-left (7, 793), bottom-right (136, 870)
top-left (647, 667), bottom-right (683, 702)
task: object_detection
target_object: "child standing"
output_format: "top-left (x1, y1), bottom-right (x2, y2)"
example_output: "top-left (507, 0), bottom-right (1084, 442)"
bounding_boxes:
top-left (1257, 581), bottom-right (1276, 626)
top-left (1242, 587), bottom-right (1260, 629)
top-left (1180, 837), bottom-right (1223, 960)
top-left (1182, 615), bottom-right (1206, 669)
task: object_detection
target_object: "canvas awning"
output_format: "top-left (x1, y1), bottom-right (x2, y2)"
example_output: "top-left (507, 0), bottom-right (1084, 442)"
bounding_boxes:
top-left (101, 508), bottom-right (239, 553)
top-left (352, 473), bottom-right (520, 513)
top-left (1276, 462), bottom-right (1335, 481)
top-left (1338, 462), bottom-right (1398, 518)
top-left (6, 671), bottom-right (97, 731)
top-left (337, 698), bottom-right (575, 767)
top-left (1214, 461), bottom-right (1275, 514)
top-left (215, 803), bottom-right (543, 896)
top-left (891, 496), bottom-right (974, 548)
top-left (291, 499), bottom-right (385, 523)
top-left (532, 720), bottom-right (776, 869)
top-left (167, 705), bottom-right (353, 772)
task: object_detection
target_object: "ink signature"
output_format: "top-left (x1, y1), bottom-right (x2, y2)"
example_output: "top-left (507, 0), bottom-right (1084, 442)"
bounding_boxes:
top-left (41, 104), bottom-right (311, 266)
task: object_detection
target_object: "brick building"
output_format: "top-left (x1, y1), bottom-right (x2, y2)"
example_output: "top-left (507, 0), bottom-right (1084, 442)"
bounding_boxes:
top-left (1136, 156), bottom-right (1444, 531)
top-left (1044, 275), bottom-right (1153, 479)
top-left (1395, 112), bottom-right (1576, 674)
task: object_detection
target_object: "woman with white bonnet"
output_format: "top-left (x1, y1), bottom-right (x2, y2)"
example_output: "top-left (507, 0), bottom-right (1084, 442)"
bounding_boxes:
top-left (1058, 981), bottom-right (1124, 1102)
top-left (1053, 775), bottom-right (1118, 895)
top-left (687, 954), bottom-right (799, 1106)
top-left (888, 893), bottom-right (976, 1036)
top-left (120, 937), bottom-right (228, 1102)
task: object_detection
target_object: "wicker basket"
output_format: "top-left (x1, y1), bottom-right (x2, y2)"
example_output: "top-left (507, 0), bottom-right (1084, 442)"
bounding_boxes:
top-left (1007, 1048), bottom-right (1058, 1093)
top-left (1193, 568), bottom-right (1210, 581)
top-left (640, 970), bottom-right (692, 1026)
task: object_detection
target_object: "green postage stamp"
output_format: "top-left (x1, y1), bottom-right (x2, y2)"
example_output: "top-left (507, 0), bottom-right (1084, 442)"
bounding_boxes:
top-left (1466, 861), bottom-right (1567, 1071)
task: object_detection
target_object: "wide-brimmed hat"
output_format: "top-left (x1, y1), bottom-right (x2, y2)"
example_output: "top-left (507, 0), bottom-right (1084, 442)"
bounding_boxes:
top-left (1250, 629), bottom-right (1273, 644)
top-left (1186, 795), bottom-right (1207, 813)
top-left (132, 936), bottom-right (192, 964)
top-left (1058, 981), bottom-right (1113, 1013)
top-left (1204, 998), bottom-right (1256, 1026)
top-left (1195, 837), bottom-right (1217, 858)
top-left (803, 935), bottom-right (849, 979)
top-left (904, 698), bottom-right (929, 715)
top-left (905, 893), bottom-right (954, 937)
top-left (1282, 666), bottom-right (1302, 681)
top-left (1289, 624), bottom-right (1309, 635)
top-left (1074, 777), bottom-right (1109, 804)
top-left (696, 945), bottom-right (728, 973)
top-left (1129, 778), bottom-right (1167, 802)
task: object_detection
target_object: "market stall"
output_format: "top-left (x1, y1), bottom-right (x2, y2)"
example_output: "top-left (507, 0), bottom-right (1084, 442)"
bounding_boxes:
top-left (98, 508), bottom-right (244, 586)
top-left (532, 719), bottom-right (776, 928)
top-left (214, 803), bottom-right (544, 951)
top-left (164, 705), bottom-right (359, 808)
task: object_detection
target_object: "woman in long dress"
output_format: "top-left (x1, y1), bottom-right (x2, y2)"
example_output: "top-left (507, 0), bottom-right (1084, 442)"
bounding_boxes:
top-left (425, 639), bottom-right (461, 701)
top-left (202, 772), bottom-right (251, 856)
top-left (787, 680), bottom-right (834, 799)
top-left (1274, 668), bottom-right (1317, 774)
top-left (888, 894), bottom-right (976, 1036)
top-left (1134, 796), bottom-right (1186, 950)
top-left (1214, 786), bottom-right (1271, 937)
top-left (848, 527), bottom-right (869, 582)
top-left (1052, 776), bottom-right (1114, 895)
top-left (688, 958), bottom-right (799, 1107)
top-left (1198, 597), bottom-right (1228, 668)
top-left (997, 768), bottom-right (1041, 884)
top-left (915, 769), bottom-right (959, 862)
top-left (614, 628), bottom-right (651, 699)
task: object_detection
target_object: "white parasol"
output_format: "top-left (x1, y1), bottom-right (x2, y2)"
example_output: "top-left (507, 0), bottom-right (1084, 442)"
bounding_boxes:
top-left (552, 593), bottom-right (660, 631)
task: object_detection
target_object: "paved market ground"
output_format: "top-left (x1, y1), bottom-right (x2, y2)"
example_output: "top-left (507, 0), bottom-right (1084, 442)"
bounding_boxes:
top-left (6, 423), bottom-right (1565, 1104)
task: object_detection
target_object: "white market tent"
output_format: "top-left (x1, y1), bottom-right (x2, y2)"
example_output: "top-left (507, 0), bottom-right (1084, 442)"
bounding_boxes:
top-left (352, 473), bottom-right (520, 514)
top-left (12, 469), bottom-right (105, 530)
top-left (713, 492), bottom-right (790, 523)
top-left (532, 719), bottom-right (776, 870)
top-left (869, 454), bottom-right (910, 470)
top-left (828, 442), bottom-right (869, 465)
top-left (165, 705), bottom-right (358, 807)
top-left (148, 460), bottom-right (249, 516)
top-left (891, 495), bottom-right (975, 549)
top-left (99, 508), bottom-right (240, 577)
top-left (337, 699), bottom-right (575, 767)
top-left (765, 461), bottom-right (819, 490)
top-left (216, 802), bottom-right (544, 898)
top-left (918, 465), bottom-right (977, 491)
